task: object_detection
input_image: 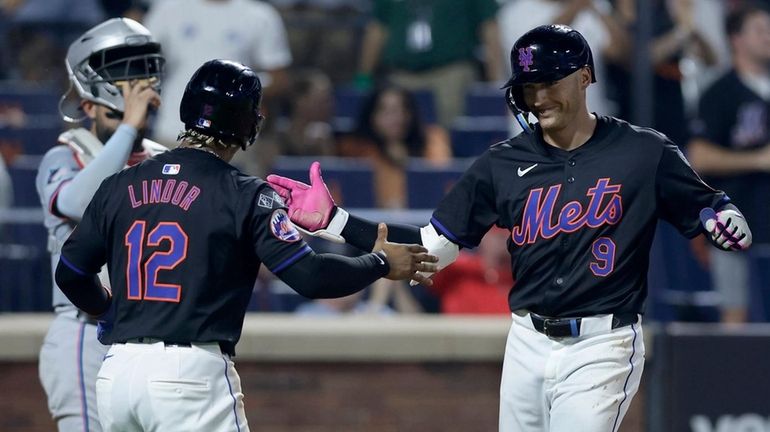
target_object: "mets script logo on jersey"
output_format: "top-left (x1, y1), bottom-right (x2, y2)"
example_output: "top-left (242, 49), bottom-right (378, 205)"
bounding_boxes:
top-left (270, 209), bottom-right (301, 243)
top-left (518, 47), bottom-right (534, 71)
top-left (511, 178), bottom-right (623, 246)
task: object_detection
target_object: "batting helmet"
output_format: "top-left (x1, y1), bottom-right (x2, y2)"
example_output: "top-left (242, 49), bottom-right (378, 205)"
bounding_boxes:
top-left (64, 18), bottom-right (164, 115)
top-left (501, 25), bottom-right (595, 132)
top-left (179, 60), bottom-right (265, 149)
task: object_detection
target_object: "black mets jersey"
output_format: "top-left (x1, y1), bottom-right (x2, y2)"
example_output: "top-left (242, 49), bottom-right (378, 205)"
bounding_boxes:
top-left (60, 147), bottom-right (312, 347)
top-left (432, 116), bottom-right (727, 317)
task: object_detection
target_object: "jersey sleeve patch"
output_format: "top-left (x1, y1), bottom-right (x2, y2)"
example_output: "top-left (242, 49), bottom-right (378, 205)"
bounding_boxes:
top-left (270, 209), bottom-right (302, 242)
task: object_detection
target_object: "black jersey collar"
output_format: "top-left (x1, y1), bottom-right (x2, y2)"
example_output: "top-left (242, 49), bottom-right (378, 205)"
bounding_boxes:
top-left (531, 114), bottom-right (611, 158)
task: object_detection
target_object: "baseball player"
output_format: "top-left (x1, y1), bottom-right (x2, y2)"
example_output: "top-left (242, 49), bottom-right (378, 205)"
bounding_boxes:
top-left (35, 18), bottom-right (164, 432)
top-left (267, 25), bottom-right (753, 431)
top-left (53, 59), bottom-right (438, 432)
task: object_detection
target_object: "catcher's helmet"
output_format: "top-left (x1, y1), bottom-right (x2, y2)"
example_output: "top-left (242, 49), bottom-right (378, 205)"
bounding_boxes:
top-left (64, 18), bottom-right (164, 114)
top-left (501, 25), bottom-right (595, 132)
top-left (179, 60), bottom-right (264, 149)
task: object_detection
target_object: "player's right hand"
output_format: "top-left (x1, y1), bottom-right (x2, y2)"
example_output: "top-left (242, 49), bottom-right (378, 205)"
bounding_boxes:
top-left (372, 223), bottom-right (439, 286)
top-left (267, 161), bottom-right (336, 232)
top-left (121, 80), bottom-right (161, 130)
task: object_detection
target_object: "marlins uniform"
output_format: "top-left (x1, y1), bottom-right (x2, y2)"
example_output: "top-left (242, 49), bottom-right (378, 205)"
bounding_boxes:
top-left (35, 17), bottom-right (165, 431)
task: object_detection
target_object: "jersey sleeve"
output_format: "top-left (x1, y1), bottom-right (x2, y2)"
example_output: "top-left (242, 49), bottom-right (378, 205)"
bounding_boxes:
top-left (656, 141), bottom-right (728, 237)
top-left (431, 152), bottom-right (498, 248)
top-left (35, 146), bottom-right (79, 219)
top-left (59, 179), bottom-right (110, 275)
top-left (247, 184), bottom-right (312, 273)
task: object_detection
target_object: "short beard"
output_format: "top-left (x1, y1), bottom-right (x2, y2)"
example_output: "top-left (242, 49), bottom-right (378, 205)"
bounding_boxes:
top-left (94, 121), bottom-right (146, 152)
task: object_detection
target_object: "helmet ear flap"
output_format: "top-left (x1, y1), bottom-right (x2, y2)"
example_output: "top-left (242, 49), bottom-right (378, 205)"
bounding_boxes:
top-left (505, 87), bottom-right (535, 134)
top-left (242, 113), bottom-right (265, 150)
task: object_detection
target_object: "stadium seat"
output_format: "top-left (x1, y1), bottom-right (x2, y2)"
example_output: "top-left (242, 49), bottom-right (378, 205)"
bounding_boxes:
top-left (7, 164), bottom-right (41, 208)
top-left (406, 158), bottom-right (472, 209)
top-left (464, 83), bottom-right (508, 117)
top-left (450, 116), bottom-right (510, 157)
top-left (269, 156), bottom-right (375, 208)
top-left (0, 82), bottom-right (60, 115)
top-left (0, 123), bottom-right (62, 155)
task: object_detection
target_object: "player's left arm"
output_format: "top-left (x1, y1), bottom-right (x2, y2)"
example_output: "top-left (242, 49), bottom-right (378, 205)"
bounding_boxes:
top-left (267, 162), bottom-right (463, 282)
top-left (656, 141), bottom-right (752, 251)
top-left (55, 181), bottom-right (112, 316)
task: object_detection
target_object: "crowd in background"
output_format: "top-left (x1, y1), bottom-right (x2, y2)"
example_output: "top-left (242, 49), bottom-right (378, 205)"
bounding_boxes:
top-left (1, 0), bottom-right (769, 322)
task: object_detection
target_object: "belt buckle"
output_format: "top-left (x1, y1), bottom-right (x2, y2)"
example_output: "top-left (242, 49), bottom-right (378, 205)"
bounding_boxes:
top-left (542, 318), bottom-right (554, 337)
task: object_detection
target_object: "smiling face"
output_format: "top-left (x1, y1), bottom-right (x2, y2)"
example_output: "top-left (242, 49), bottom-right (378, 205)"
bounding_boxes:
top-left (521, 67), bottom-right (592, 132)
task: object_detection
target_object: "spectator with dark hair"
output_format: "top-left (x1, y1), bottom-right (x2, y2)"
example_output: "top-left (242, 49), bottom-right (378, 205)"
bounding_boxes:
top-left (275, 69), bottom-right (336, 157)
top-left (688, 2), bottom-right (770, 323)
top-left (338, 85), bottom-right (451, 208)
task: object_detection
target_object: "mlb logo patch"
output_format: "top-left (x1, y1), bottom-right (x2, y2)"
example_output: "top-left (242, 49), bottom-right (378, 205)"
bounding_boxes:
top-left (270, 209), bottom-right (301, 243)
top-left (162, 164), bottom-right (181, 175)
top-left (197, 118), bottom-right (211, 127)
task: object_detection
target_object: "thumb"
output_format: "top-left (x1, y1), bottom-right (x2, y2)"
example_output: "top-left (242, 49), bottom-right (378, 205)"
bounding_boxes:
top-left (372, 223), bottom-right (388, 252)
top-left (309, 161), bottom-right (324, 187)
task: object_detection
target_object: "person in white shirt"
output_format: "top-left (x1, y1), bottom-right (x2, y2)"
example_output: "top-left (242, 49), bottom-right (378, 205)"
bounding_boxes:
top-left (143, 0), bottom-right (292, 147)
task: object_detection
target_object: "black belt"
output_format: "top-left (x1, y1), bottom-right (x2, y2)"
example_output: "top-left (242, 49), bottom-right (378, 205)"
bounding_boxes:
top-left (529, 313), bottom-right (638, 338)
top-left (122, 337), bottom-right (235, 356)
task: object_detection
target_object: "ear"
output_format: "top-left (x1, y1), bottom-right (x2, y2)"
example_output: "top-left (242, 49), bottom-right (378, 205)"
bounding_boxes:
top-left (579, 67), bottom-right (592, 90)
top-left (81, 100), bottom-right (98, 120)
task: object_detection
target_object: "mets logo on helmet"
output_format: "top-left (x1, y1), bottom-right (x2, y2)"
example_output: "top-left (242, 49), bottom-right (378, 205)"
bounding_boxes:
top-left (270, 209), bottom-right (301, 242)
top-left (518, 47), bottom-right (534, 72)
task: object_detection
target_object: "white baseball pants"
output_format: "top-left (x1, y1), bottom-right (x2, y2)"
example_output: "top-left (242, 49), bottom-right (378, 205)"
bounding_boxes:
top-left (95, 341), bottom-right (249, 432)
top-left (499, 311), bottom-right (645, 432)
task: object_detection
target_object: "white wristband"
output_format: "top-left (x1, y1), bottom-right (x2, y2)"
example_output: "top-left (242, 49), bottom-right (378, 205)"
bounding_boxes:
top-left (326, 207), bottom-right (349, 238)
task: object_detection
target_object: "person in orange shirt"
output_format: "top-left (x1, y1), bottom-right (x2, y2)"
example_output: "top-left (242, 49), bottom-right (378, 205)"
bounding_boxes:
top-left (337, 85), bottom-right (451, 208)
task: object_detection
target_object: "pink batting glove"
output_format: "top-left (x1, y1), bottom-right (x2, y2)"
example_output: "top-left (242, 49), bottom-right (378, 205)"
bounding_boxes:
top-left (267, 161), bottom-right (336, 232)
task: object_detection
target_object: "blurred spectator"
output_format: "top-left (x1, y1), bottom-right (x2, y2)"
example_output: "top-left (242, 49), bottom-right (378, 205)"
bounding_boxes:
top-left (270, 0), bottom-right (367, 83)
top-left (614, 0), bottom-right (718, 146)
top-left (338, 85), bottom-right (451, 208)
top-left (294, 289), bottom-right (396, 316)
top-left (274, 69), bottom-right (336, 156)
top-left (3, 0), bottom-right (105, 82)
top-left (687, 3), bottom-right (770, 323)
top-left (99, 0), bottom-right (149, 21)
top-left (143, 0), bottom-right (292, 147)
top-left (357, 0), bottom-right (504, 127)
top-left (10, 0), bottom-right (104, 25)
top-left (498, 0), bottom-right (630, 118)
top-left (295, 279), bottom-right (422, 316)
top-left (430, 227), bottom-right (511, 315)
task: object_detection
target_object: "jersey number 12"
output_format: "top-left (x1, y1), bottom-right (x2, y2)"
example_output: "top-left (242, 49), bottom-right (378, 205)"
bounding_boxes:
top-left (124, 220), bottom-right (188, 302)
